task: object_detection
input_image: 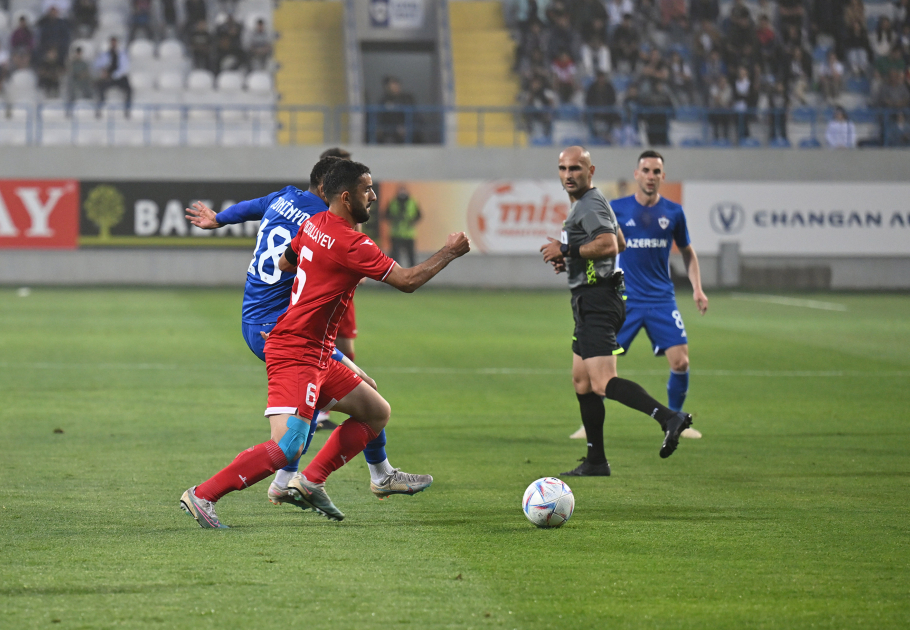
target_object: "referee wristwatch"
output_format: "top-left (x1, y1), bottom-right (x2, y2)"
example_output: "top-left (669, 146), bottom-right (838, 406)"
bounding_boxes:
top-left (560, 243), bottom-right (580, 258)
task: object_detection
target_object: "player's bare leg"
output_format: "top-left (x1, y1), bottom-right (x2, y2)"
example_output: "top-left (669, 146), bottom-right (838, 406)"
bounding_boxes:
top-left (665, 344), bottom-right (701, 439)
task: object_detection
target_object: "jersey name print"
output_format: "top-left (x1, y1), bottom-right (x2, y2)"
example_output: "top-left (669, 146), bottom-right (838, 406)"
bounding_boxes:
top-left (610, 195), bottom-right (691, 305)
top-left (265, 211), bottom-right (396, 367)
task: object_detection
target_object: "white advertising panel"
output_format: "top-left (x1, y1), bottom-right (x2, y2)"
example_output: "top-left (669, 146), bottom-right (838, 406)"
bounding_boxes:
top-left (683, 182), bottom-right (910, 255)
top-left (465, 180), bottom-right (569, 253)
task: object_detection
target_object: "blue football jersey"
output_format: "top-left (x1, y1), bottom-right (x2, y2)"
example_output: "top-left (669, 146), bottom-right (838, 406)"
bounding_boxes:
top-left (215, 186), bottom-right (328, 324)
top-left (610, 195), bottom-right (691, 305)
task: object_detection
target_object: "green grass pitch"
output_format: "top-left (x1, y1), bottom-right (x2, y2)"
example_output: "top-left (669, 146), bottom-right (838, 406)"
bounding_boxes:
top-left (1, 287), bottom-right (908, 629)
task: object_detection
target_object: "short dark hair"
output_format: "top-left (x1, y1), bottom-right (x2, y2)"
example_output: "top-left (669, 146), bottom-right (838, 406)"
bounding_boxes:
top-left (638, 149), bottom-right (664, 164)
top-left (319, 147), bottom-right (352, 160)
top-left (308, 156), bottom-right (343, 187)
top-left (322, 160), bottom-right (371, 201)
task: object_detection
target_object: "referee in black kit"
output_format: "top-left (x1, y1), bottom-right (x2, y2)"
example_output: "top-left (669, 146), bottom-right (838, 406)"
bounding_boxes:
top-left (540, 146), bottom-right (693, 476)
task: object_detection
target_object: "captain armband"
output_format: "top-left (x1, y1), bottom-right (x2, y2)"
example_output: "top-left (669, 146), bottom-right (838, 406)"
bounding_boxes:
top-left (283, 246), bottom-right (298, 266)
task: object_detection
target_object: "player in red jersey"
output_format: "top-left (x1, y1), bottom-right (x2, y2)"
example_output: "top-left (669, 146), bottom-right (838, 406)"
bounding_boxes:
top-left (180, 160), bottom-right (470, 528)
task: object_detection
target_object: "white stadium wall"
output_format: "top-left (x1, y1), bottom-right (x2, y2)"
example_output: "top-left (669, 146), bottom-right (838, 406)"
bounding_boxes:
top-left (1, 146), bottom-right (909, 290)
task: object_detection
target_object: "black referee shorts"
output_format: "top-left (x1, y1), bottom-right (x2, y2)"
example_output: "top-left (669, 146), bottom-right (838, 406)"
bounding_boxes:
top-left (570, 285), bottom-right (626, 359)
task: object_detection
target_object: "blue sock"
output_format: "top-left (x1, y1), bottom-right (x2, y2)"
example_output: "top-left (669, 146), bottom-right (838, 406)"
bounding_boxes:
top-left (667, 370), bottom-right (689, 412)
top-left (362, 429), bottom-right (387, 465)
top-left (280, 458), bottom-right (300, 473)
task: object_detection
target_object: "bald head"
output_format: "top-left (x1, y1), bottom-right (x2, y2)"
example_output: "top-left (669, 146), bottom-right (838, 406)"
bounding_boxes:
top-left (558, 146), bottom-right (595, 200)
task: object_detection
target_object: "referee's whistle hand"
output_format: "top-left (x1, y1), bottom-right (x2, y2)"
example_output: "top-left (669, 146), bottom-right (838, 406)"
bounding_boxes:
top-left (540, 237), bottom-right (563, 264)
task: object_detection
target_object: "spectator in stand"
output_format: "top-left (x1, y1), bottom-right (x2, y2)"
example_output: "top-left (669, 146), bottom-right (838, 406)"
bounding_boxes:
top-left (708, 74), bottom-right (733, 141)
top-left (606, 0), bottom-right (634, 35)
top-left (668, 50), bottom-right (696, 104)
top-left (522, 74), bottom-right (557, 139)
top-left (130, 0), bottom-right (153, 41)
top-left (639, 47), bottom-right (669, 96)
top-left (571, 0), bottom-right (607, 41)
top-left (611, 13), bottom-right (640, 72)
top-left (843, 0), bottom-right (866, 34)
top-left (886, 111), bottom-right (910, 145)
top-left (895, 0), bottom-right (909, 29)
top-left (699, 48), bottom-right (727, 103)
top-left (94, 36), bottom-right (132, 114)
top-left (777, 0), bottom-right (805, 38)
top-left (811, 0), bottom-right (845, 51)
top-left (189, 20), bottom-right (212, 71)
top-left (551, 50), bottom-right (580, 104)
top-left (843, 18), bottom-right (873, 76)
top-left (874, 67), bottom-right (910, 107)
top-left (65, 44), bottom-right (93, 109)
top-left (756, 15), bottom-right (780, 65)
top-left (636, 0), bottom-right (663, 46)
top-left (519, 47), bottom-right (550, 88)
top-left (825, 106), bottom-right (857, 147)
top-left (614, 82), bottom-right (642, 145)
top-left (756, 0), bottom-right (778, 27)
top-left (767, 78), bottom-right (789, 141)
top-left (726, 0), bottom-right (758, 59)
top-left (818, 50), bottom-right (846, 102)
top-left (784, 44), bottom-right (812, 104)
top-left (10, 15), bottom-right (35, 69)
top-left (690, 0), bottom-right (720, 25)
top-left (547, 10), bottom-right (580, 60)
top-left (35, 46), bottom-right (63, 97)
top-left (875, 44), bottom-right (906, 78)
top-left (376, 75), bottom-right (416, 143)
top-left (899, 23), bottom-right (910, 60)
top-left (641, 78), bottom-right (673, 144)
top-left (184, 0), bottom-right (207, 38)
top-left (247, 18), bottom-right (273, 71)
top-left (214, 13), bottom-right (244, 71)
top-left (660, 0), bottom-right (687, 30)
top-left (516, 19), bottom-right (548, 69)
top-left (872, 17), bottom-right (897, 60)
top-left (36, 6), bottom-right (71, 64)
top-left (731, 64), bottom-right (757, 139)
top-left (580, 34), bottom-right (612, 81)
top-left (692, 18), bottom-right (724, 68)
top-left (585, 70), bottom-right (618, 141)
top-left (71, 0), bottom-right (97, 38)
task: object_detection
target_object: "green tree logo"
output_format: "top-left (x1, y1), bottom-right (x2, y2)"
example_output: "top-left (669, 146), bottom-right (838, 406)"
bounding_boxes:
top-left (84, 185), bottom-right (125, 240)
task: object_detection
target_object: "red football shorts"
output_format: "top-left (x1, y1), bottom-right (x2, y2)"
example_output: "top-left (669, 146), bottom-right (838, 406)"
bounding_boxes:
top-left (338, 301), bottom-right (357, 339)
top-left (264, 357), bottom-right (362, 420)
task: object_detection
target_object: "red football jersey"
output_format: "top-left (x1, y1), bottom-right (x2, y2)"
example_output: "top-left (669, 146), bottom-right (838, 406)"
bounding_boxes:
top-left (265, 211), bottom-right (396, 366)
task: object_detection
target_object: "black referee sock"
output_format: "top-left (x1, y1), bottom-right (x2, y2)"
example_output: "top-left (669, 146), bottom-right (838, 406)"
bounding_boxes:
top-left (604, 377), bottom-right (676, 428)
top-left (577, 392), bottom-right (607, 465)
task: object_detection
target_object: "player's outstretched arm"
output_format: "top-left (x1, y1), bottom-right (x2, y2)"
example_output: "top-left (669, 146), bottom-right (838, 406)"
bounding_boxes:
top-left (383, 232), bottom-right (470, 293)
top-left (681, 244), bottom-right (709, 315)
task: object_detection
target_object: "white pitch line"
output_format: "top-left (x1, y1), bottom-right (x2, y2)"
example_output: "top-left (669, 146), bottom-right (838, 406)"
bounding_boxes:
top-left (731, 293), bottom-right (848, 311)
top-left (0, 362), bottom-right (907, 378)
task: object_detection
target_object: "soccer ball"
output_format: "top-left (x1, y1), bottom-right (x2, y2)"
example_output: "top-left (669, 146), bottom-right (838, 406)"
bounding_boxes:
top-left (522, 477), bottom-right (575, 528)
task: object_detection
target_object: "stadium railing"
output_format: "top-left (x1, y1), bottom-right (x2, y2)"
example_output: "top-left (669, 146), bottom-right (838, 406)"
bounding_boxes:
top-left (4, 104), bottom-right (909, 148)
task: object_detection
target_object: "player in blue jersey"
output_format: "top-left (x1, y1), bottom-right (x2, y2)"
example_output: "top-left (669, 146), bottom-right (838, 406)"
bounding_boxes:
top-left (584, 150), bottom-right (707, 440)
top-left (185, 156), bottom-right (433, 506)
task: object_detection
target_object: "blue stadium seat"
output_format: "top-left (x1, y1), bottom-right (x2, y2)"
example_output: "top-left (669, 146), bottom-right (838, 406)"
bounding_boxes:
top-left (530, 135), bottom-right (553, 146)
top-left (851, 108), bottom-right (878, 123)
top-left (739, 137), bottom-right (761, 147)
top-left (710, 138), bottom-right (732, 147)
top-left (791, 106), bottom-right (816, 122)
top-left (768, 137), bottom-right (792, 148)
top-left (798, 137), bottom-right (821, 148)
top-left (680, 137), bottom-right (704, 147)
top-left (846, 76), bottom-right (871, 94)
top-left (612, 74), bottom-right (632, 94)
top-left (813, 46), bottom-right (830, 63)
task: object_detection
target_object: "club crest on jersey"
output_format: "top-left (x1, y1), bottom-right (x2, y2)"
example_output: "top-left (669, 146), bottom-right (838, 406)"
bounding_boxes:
top-left (658, 216), bottom-right (669, 230)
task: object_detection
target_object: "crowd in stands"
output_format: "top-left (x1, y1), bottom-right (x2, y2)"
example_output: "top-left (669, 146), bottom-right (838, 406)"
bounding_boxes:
top-left (508, 0), bottom-right (910, 146)
top-left (1, 0), bottom-right (274, 112)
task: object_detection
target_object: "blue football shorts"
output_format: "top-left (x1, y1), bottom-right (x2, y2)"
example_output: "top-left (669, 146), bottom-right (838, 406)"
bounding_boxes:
top-left (616, 301), bottom-right (688, 356)
top-left (242, 322), bottom-right (276, 362)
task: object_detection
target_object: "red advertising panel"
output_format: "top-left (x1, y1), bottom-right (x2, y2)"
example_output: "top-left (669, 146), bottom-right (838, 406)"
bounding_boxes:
top-left (0, 180), bottom-right (80, 249)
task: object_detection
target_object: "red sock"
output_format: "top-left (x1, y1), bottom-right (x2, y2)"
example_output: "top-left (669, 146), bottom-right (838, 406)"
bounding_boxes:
top-left (303, 419), bottom-right (377, 484)
top-left (195, 441), bottom-right (287, 502)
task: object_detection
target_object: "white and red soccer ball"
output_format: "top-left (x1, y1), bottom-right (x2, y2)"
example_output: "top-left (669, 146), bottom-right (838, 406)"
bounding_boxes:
top-left (522, 477), bottom-right (575, 528)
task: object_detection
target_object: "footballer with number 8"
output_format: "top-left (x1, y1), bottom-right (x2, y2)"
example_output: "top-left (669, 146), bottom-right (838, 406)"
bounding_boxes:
top-left (540, 146), bottom-right (692, 477)
top-left (181, 160), bottom-right (470, 527)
